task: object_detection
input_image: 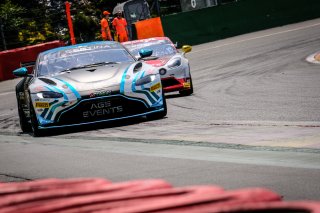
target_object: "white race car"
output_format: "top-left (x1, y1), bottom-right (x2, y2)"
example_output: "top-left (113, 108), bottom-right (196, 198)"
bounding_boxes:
top-left (13, 41), bottom-right (166, 136)
top-left (123, 37), bottom-right (193, 96)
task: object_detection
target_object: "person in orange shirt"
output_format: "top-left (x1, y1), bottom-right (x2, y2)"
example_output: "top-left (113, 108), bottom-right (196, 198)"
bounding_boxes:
top-left (112, 11), bottom-right (129, 42)
top-left (101, 11), bottom-right (113, 41)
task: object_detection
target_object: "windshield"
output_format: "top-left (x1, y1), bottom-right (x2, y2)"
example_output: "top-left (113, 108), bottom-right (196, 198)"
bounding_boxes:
top-left (37, 44), bottom-right (135, 76)
top-left (125, 40), bottom-right (177, 58)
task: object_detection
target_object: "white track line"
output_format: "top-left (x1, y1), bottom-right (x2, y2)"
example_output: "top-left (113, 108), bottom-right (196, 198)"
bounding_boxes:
top-left (0, 91), bottom-right (15, 96)
top-left (191, 22), bottom-right (320, 54)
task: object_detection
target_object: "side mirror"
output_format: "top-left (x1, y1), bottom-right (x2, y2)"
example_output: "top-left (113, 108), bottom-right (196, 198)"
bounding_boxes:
top-left (139, 48), bottom-right (153, 58)
top-left (13, 67), bottom-right (28, 77)
top-left (182, 45), bottom-right (192, 54)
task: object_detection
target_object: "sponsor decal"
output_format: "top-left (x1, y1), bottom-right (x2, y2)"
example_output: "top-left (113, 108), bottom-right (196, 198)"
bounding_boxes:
top-left (35, 102), bottom-right (50, 108)
top-left (183, 82), bottom-right (191, 88)
top-left (150, 83), bottom-right (161, 92)
top-left (89, 90), bottom-right (112, 98)
top-left (83, 101), bottom-right (123, 118)
top-left (35, 98), bottom-right (51, 102)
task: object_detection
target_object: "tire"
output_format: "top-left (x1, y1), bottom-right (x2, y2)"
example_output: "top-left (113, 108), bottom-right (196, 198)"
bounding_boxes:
top-left (29, 101), bottom-right (43, 137)
top-left (179, 76), bottom-right (193, 96)
top-left (17, 99), bottom-right (31, 132)
top-left (147, 92), bottom-right (167, 120)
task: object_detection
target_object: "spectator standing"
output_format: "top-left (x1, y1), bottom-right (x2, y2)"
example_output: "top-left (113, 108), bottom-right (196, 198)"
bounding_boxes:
top-left (112, 11), bottom-right (129, 42)
top-left (101, 11), bottom-right (113, 41)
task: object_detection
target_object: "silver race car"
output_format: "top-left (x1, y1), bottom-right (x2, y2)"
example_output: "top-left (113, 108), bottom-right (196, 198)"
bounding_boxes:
top-left (13, 41), bottom-right (166, 136)
top-left (123, 37), bottom-right (193, 96)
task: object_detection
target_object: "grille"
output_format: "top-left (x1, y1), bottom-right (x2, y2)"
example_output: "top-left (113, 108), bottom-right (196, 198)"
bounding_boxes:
top-left (57, 96), bottom-right (148, 125)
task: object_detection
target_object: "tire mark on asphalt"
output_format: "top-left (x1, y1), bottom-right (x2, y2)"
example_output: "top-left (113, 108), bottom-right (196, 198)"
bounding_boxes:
top-left (1, 131), bottom-right (319, 154)
top-left (0, 174), bottom-right (32, 182)
top-left (58, 135), bottom-right (320, 154)
top-left (169, 103), bottom-right (195, 110)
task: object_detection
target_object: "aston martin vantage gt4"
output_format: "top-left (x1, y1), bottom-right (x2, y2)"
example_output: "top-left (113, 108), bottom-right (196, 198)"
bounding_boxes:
top-left (123, 37), bottom-right (193, 96)
top-left (13, 41), bottom-right (166, 136)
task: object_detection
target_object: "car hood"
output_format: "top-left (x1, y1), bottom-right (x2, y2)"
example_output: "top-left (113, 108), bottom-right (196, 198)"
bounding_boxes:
top-left (144, 56), bottom-right (172, 67)
top-left (31, 62), bottom-right (135, 97)
top-left (56, 63), bottom-right (130, 84)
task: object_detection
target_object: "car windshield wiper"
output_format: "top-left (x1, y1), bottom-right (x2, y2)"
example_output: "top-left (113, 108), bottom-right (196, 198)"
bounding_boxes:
top-left (59, 62), bottom-right (119, 73)
top-left (59, 66), bottom-right (85, 73)
top-left (81, 62), bottom-right (119, 68)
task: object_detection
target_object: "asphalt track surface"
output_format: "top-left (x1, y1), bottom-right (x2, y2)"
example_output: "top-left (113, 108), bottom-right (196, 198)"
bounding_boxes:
top-left (0, 19), bottom-right (320, 200)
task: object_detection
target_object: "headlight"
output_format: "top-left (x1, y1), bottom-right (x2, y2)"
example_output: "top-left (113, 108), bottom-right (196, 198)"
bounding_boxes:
top-left (135, 74), bottom-right (156, 86)
top-left (36, 91), bottom-right (63, 99)
top-left (167, 58), bottom-right (181, 68)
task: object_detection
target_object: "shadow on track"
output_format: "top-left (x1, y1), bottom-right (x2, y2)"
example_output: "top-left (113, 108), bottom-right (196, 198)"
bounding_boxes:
top-left (22, 116), bottom-right (166, 137)
top-left (165, 93), bottom-right (191, 99)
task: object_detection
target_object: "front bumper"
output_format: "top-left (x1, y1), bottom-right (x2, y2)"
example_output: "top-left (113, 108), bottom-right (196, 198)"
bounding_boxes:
top-left (38, 94), bottom-right (164, 129)
top-left (161, 77), bottom-right (191, 93)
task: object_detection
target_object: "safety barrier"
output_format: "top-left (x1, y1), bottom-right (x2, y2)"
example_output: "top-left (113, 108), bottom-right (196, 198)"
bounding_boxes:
top-left (0, 40), bottom-right (65, 81)
top-left (161, 0), bottom-right (320, 47)
top-left (1, 178), bottom-right (319, 212)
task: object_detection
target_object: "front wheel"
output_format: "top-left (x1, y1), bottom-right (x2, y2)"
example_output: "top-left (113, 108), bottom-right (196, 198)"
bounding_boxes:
top-left (29, 101), bottom-right (43, 137)
top-left (17, 98), bottom-right (31, 132)
top-left (147, 92), bottom-right (167, 120)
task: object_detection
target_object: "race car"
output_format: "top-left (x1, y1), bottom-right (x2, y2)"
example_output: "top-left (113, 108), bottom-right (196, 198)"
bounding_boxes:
top-left (13, 41), bottom-right (166, 136)
top-left (123, 37), bottom-right (193, 95)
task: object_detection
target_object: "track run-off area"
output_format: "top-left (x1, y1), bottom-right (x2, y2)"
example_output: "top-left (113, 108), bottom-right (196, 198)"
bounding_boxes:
top-left (0, 19), bottom-right (320, 200)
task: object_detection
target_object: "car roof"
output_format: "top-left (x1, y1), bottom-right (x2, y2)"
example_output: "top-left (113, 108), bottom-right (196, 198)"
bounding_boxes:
top-left (122, 37), bottom-right (172, 46)
top-left (40, 41), bottom-right (120, 56)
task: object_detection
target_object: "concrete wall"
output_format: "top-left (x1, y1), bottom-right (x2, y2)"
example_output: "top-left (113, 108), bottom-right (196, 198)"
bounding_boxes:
top-left (161, 0), bottom-right (320, 46)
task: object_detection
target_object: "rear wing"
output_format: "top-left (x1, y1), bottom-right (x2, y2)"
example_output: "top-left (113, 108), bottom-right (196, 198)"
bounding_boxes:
top-left (20, 61), bottom-right (35, 68)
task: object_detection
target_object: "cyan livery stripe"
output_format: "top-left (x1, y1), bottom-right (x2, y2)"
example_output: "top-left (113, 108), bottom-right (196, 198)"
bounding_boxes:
top-left (151, 95), bottom-right (163, 107)
top-left (132, 72), bottom-right (156, 104)
top-left (137, 72), bottom-right (160, 100)
top-left (40, 100), bottom-right (58, 118)
top-left (53, 86), bottom-right (69, 100)
top-left (140, 87), bottom-right (160, 100)
top-left (120, 65), bottom-right (131, 93)
top-left (54, 78), bottom-right (81, 99)
top-left (150, 90), bottom-right (160, 100)
top-left (140, 71), bottom-right (146, 90)
top-left (43, 85), bottom-right (69, 120)
top-left (40, 109), bottom-right (49, 118)
top-left (44, 85), bottom-right (68, 100)
top-left (46, 101), bottom-right (68, 120)
top-left (42, 86), bottom-right (62, 118)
